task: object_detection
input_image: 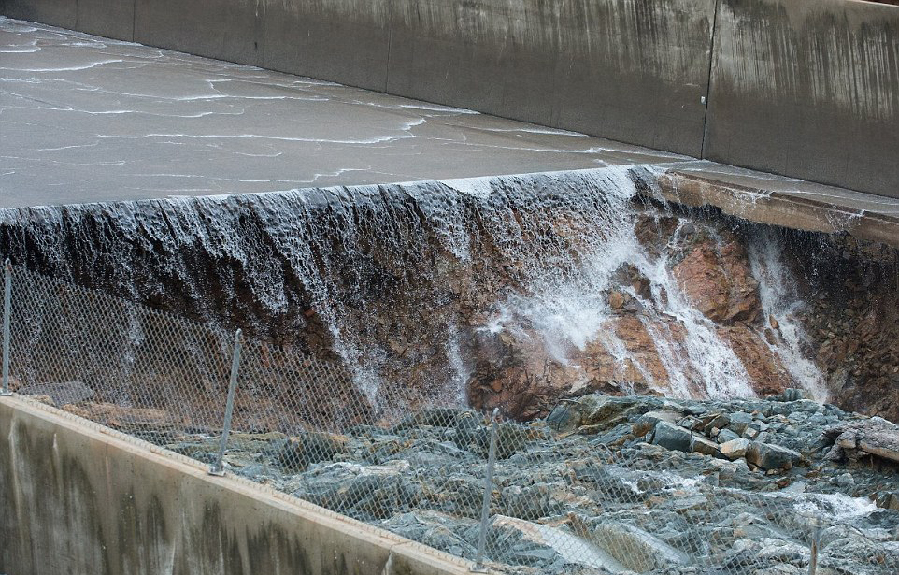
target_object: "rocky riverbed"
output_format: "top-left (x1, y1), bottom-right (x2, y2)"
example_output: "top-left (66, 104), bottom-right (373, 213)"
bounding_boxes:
top-left (116, 391), bottom-right (899, 575)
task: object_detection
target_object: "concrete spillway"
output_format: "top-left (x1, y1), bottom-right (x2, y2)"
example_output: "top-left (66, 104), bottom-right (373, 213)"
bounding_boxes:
top-left (1, 18), bottom-right (898, 422)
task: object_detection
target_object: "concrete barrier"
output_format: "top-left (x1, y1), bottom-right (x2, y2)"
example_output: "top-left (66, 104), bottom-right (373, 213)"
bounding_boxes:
top-left (385, 0), bottom-right (716, 157)
top-left (0, 396), bottom-right (472, 575)
top-left (2, 0), bottom-right (897, 197)
top-left (704, 0), bottom-right (899, 199)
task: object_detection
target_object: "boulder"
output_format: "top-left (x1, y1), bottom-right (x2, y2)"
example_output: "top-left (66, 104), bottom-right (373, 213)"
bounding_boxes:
top-left (492, 515), bottom-right (625, 571)
top-left (720, 438), bottom-right (752, 460)
top-left (547, 394), bottom-right (642, 435)
top-left (650, 421), bottom-right (693, 453)
top-left (632, 409), bottom-right (682, 438)
top-left (690, 435), bottom-right (721, 457)
top-left (727, 411), bottom-right (754, 435)
top-left (703, 413), bottom-right (730, 435)
top-left (590, 521), bottom-right (692, 572)
top-left (745, 442), bottom-right (800, 470)
top-left (824, 417), bottom-right (899, 465)
top-left (717, 428), bottom-right (740, 444)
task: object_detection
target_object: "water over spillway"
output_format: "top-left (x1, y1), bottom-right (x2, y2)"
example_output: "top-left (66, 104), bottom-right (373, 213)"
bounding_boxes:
top-left (0, 164), bottom-right (851, 421)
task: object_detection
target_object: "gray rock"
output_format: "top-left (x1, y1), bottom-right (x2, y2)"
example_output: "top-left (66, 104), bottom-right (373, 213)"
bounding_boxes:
top-left (824, 417), bottom-right (899, 465)
top-left (589, 521), bottom-right (692, 572)
top-left (720, 438), bottom-right (752, 460)
top-left (728, 411), bottom-right (754, 435)
top-left (632, 409), bottom-right (682, 437)
top-left (745, 442), bottom-right (801, 470)
top-left (717, 428), bottom-right (740, 444)
top-left (651, 421), bottom-right (693, 453)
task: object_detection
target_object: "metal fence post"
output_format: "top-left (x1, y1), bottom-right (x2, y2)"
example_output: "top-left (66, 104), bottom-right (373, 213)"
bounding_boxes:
top-left (808, 522), bottom-right (821, 575)
top-left (473, 408), bottom-right (500, 573)
top-left (209, 328), bottom-right (242, 476)
top-left (1, 260), bottom-right (12, 396)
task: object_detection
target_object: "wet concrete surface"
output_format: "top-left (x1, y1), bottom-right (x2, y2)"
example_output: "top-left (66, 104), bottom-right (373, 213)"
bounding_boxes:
top-left (1, 16), bottom-right (898, 240)
top-left (0, 18), bottom-right (687, 206)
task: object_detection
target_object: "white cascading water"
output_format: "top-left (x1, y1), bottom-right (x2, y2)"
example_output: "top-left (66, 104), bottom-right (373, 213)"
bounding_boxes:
top-left (480, 169), bottom-right (755, 401)
top-left (0, 164), bottom-right (827, 415)
top-left (748, 229), bottom-right (829, 403)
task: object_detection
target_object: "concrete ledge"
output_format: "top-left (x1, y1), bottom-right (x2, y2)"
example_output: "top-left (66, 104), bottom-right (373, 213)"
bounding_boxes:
top-left (0, 395), bottom-right (473, 575)
top-left (657, 171), bottom-right (899, 249)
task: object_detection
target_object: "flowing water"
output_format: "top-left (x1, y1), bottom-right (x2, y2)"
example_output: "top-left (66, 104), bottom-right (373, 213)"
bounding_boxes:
top-left (0, 165), bottom-right (828, 417)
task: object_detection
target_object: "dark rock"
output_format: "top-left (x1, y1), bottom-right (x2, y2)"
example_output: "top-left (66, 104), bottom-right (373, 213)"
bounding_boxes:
top-left (547, 394), bottom-right (643, 435)
top-left (651, 421), bottom-right (693, 453)
top-left (546, 403), bottom-right (581, 434)
top-left (769, 388), bottom-right (811, 402)
top-left (745, 442), bottom-right (801, 470)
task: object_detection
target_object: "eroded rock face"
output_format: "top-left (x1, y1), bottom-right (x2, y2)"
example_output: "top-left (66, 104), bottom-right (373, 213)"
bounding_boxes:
top-left (672, 236), bottom-right (761, 325)
top-left (0, 172), bottom-right (894, 423)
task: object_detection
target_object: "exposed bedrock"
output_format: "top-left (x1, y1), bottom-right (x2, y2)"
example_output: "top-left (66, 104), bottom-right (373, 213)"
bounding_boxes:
top-left (0, 167), bottom-right (895, 422)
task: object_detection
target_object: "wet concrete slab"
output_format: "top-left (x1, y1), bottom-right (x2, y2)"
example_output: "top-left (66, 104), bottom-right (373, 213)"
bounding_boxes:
top-left (0, 18), bottom-right (687, 206)
top-left (1, 17), bottom-right (898, 248)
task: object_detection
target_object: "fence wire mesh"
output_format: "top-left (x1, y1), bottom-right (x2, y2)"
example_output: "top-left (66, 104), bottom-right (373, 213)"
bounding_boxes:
top-left (2, 262), bottom-right (897, 575)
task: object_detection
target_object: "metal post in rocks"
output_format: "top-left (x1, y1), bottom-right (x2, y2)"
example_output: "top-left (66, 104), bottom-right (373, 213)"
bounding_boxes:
top-left (473, 408), bottom-right (500, 573)
top-left (808, 517), bottom-right (822, 575)
top-left (1, 260), bottom-right (11, 396)
top-left (209, 328), bottom-right (242, 476)
top-left (808, 522), bottom-right (821, 575)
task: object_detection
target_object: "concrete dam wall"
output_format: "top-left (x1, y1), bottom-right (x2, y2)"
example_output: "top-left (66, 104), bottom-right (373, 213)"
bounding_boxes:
top-left (1, 0), bottom-right (897, 199)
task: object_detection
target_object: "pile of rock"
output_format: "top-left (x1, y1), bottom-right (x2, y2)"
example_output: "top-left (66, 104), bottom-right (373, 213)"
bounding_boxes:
top-left (151, 392), bottom-right (899, 575)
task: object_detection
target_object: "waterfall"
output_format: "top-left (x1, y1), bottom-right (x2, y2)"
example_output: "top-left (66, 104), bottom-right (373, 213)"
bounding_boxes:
top-left (0, 165), bottom-right (827, 418)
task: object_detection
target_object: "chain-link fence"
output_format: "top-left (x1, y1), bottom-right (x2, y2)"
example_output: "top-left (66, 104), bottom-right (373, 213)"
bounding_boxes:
top-left (2, 261), bottom-right (897, 574)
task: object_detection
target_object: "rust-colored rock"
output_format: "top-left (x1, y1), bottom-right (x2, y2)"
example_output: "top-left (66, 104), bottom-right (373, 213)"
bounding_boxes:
top-left (672, 236), bottom-right (761, 325)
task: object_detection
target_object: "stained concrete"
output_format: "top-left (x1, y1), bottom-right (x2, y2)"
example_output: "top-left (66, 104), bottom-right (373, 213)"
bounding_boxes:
top-left (0, 395), bottom-right (472, 575)
top-left (3, 0), bottom-right (897, 197)
top-left (385, 0), bottom-right (716, 156)
top-left (704, 0), bottom-right (899, 198)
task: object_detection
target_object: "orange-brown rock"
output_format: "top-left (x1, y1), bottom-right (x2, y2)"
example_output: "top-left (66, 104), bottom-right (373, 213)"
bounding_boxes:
top-left (716, 326), bottom-right (791, 396)
top-left (672, 237), bottom-right (761, 324)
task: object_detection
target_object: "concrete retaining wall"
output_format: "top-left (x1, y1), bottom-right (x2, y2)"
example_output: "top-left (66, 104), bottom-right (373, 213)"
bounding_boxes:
top-left (2, 0), bottom-right (897, 197)
top-left (0, 396), bottom-right (471, 575)
top-left (704, 0), bottom-right (899, 199)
